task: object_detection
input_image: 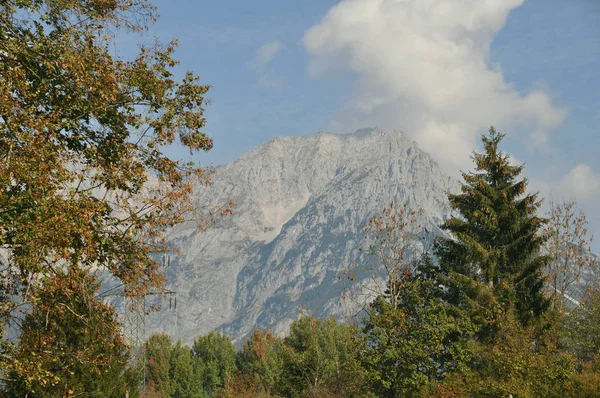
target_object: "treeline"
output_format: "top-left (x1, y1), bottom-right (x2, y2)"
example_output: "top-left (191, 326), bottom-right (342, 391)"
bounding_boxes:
top-left (5, 130), bottom-right (600, 397)
top-left (139, 319), bottom-right (363, 398)
top-left (130, 129), bottom-right (600, 398)
top-left (1, 0), bottom-right (599, 393)
top-left (136, 291), bottom-right (600, 398)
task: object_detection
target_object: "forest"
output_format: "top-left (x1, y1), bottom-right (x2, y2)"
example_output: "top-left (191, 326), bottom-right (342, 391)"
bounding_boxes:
top-left (109, 132), bottom-right (600, 398)
top-left (1, 0), bottom-right (599, 397)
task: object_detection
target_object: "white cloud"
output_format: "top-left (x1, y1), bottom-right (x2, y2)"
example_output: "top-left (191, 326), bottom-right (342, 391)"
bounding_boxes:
top-left (303, 0), bottom-right (568, 171)
top-left (248, 41), bottom-right (285, 89)
top-left (533, 164), bottom-right (600, 252)
top-left (248, 41), bottom-right (283, 71)
top-left (555, 164), bottom-right (600, 202)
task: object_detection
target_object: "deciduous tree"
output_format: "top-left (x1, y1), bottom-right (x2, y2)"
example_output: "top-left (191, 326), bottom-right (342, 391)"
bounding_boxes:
top-left (351, 204), bottom-right (471, 396)
top-left (0, 0), bottom-right (226, 386)
top-left (235, 329), bottom-right (285, 397)
top-left (542, 200), bottom-right (597, 304)
top-left (565, 283), bottom-right (600, 364)
top-left (4, 267), bottom-right (139, 397)
top-left (192, 331), bottom-right (236, 396)
top-left (439, 310), bottom-right (575, 398)
top-left (281, 316), bottom-right (370, 398)
top-left (361, 256), bottom-right (471, 397)
top-left (346, 202), bottom-right (424, 317)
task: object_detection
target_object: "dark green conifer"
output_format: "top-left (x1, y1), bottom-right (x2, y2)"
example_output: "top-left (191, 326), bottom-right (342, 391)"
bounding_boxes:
top-left (435, 127), bottom-right (550, 326)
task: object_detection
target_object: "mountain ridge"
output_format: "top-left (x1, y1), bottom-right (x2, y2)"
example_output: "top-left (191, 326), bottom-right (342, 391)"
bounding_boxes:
top-left (145, 128), bottom-right (459, 344)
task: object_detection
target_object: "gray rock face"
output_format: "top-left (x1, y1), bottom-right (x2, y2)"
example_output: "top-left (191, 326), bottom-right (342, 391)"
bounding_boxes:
top-left (146, 128), bottom-right (458, 344)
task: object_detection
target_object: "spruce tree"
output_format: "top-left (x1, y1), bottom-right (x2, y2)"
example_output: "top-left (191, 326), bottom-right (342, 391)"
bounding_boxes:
top-left (435, 127), bottom-right (550, 326)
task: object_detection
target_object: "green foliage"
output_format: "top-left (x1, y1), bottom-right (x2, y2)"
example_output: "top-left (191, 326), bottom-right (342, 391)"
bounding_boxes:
top-left (565, 284), bottom-right (600, 363)
top-left (280, 316), bottom-right (371, 398)
top-left (146, 334), bottom-right (176, 397)
top-left (192, 332), bottom-right (236, 396)
top-left (223, 317), bottom-right (372, 398)
top-left (145, 334), bottom-right (205, 398)
top-left (435, 127), bottom-right (550, 327)
top-left (235, 329), bottom-right (285, 396)
top-left (570, 355), bottom-right (600, 397)
top-left (144, 332), bottom-right (237, 398)
top-left (170, 342), bottom-right (205, 398)
top-left (361, 256), bottom-right (471, 397)
top-left (140, 297), bottom-right (600, 398)
top-left (440, 310), bottom-right (575, 398)
top-left (4, 267), bottom-right (138, 397)
top-left (0, 0), bottom-right (224, 386)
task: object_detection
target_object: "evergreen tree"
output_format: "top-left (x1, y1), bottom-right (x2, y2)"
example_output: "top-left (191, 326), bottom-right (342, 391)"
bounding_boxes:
top-left (435, 127), bottom-right (550, 326)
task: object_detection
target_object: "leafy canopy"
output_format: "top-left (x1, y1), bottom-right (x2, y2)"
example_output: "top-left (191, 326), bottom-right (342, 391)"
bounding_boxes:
top-left (0, 0), bottom-right (221, 387)
top-left (4, 267), bottom-right (139, 396)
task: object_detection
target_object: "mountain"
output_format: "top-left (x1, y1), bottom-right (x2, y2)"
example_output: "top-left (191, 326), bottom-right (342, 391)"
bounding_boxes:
top-left (145, 128), bottom-right (459, 344)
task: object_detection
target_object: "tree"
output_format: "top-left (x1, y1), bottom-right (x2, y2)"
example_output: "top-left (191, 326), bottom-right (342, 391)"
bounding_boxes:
top-left (192, 331), bottom-right (236, 396)
top-left (144, 333), bottom-right (205, 398)
top-left (439, 310), bottom-right (575, 398)
top-left (435, 127), bottom-right (550, 326)
top-left (565, 283), bottom-right (600, 364)
top-left (280, 316), bottom-right (371, 398)
top-left (145, 334), bottom-right (174, 397)
top-left (235, 329), bottom-right (285, 397)
top-left (0, 0), bottom-right (227, 385)
top-left (169, 341), bottom-right (204, 398)
top-left (350, 204), bottom-right (471, 396)
top-left (542, 200), bottom-right (597, 304)
top-left (346, 202), bottom-right (424, 317)
top-left (570, 354), bottom-right (600, 397)
top-left (361, 256), bottom-right (472, 398)
top-left (4, 267), bottom-right (139, 397)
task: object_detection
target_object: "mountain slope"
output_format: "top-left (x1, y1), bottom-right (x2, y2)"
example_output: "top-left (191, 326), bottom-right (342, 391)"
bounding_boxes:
top-left (146, 128), bottom-right (458, 344)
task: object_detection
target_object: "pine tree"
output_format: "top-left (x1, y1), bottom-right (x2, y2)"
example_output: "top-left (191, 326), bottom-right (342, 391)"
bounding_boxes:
top-left (435, 127), bottom-right (550, 326)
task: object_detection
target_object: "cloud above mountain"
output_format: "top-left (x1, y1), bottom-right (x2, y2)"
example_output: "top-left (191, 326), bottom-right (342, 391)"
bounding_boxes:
top-left (248, 41), bottom-right (285, 88)
top-left (248, 41), bottom-right (283, 71)
top-left (303, 0), bottom-right (568, 171)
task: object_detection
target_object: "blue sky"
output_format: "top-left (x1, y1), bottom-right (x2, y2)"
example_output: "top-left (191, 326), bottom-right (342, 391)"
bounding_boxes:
top-left (140, 0), bottom-right (600, 248)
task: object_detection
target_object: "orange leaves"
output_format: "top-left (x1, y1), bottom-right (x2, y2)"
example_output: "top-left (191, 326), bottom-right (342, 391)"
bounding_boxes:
top-left (542, 200), bottom-right (597, 301)
top-left (6, 266), bottom-right (131, 394)
top-left (342, 266), bottom-right (357, 282)
top-left (1, 0), bottom-right (216, 293)
top-left (0, 0), bottom-right (224, 391)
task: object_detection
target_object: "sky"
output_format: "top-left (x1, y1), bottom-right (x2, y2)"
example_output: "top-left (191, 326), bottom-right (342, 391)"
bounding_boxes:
top-left (134, 0), bottom-right (600, 250)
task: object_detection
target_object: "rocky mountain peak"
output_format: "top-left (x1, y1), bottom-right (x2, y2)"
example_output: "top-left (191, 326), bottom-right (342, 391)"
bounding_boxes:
top-left (146, 128), bottom-right (458, 344)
